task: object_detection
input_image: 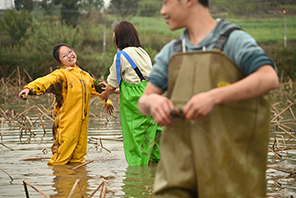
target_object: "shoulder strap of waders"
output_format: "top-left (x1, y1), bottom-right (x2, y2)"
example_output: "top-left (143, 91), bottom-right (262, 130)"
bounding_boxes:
top-left (116, 50), bottom-right (146, 83)
top-left (174, 39), bottom-right (183, 53)
top-left (213, 26), bottom-right (240, 51)
top-left (173, 22), bottom-right (240, 53)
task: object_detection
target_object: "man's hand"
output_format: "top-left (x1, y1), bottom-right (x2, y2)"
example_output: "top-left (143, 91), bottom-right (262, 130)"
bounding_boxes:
top-left (183, 91), bottom-right (216, 120)
top-left (138, 82), bottom-right (175, 126)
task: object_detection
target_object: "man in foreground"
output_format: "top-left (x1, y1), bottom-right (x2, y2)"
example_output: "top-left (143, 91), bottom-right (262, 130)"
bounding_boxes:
top-left (138, 0), bottom-right (279, 197)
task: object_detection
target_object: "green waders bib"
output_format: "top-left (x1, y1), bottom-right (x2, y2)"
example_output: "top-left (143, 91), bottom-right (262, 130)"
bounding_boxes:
top-left (153, 42), bottom-right (270, 197)
top-left (120, 80), bottom-right (161, 166)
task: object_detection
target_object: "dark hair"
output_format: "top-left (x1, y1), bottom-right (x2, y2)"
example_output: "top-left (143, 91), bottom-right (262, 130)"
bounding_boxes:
top-left (113, 21), bottom-right (142, 50)
top-left (199, 0), bottom-right (209, 7)
top-left (52, 43), bottom-right (73, 64)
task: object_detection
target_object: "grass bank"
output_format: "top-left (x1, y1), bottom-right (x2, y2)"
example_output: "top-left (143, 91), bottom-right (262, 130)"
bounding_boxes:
top-left (0, 15), bottom-right (295, 81)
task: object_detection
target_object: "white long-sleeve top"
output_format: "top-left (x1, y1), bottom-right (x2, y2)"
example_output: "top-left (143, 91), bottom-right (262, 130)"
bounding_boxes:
top-left (107, 47), bottom-right (152, 88)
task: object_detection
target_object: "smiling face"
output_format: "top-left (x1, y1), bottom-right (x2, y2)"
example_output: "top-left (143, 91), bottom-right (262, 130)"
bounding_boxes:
top-left (161, 0), bottom-right (188, 31)
top-left (59, 46), bottom-right (77, 67)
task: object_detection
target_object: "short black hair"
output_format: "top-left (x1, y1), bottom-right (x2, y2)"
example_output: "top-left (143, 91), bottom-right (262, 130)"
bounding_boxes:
top-left (113, 21), bottom-right (142, 50)
top-left (199, 0), bottom-right (209, 7)
top-left (52, 43), bottom-right (73, 64)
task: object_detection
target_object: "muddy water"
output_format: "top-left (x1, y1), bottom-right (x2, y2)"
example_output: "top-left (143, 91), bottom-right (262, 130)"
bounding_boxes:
top-left (1, 96), bottom-right (156, 198)
top-left (1, 96), bottom-right (296, 198)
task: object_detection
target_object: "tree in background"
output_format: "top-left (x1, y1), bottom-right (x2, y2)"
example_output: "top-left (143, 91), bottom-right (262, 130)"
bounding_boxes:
top-left (39, 0), bottom-right (60, 16)
top-left (23, 19), bottom-right (83, 53)
top-left (14, 0), bottom-right (23, 11)
top-left (108, 0), bottom-right (139, 20)
top-left (1, 9), bottom-right (33, 45)
top-left (137, 0), bottom-right (162, 17)
top-left (14, 0), bottom-right (34, 12)
top-left (60, 0), bottom-right (79, 27)
top-left (79, 0), bottom-right (104, 16)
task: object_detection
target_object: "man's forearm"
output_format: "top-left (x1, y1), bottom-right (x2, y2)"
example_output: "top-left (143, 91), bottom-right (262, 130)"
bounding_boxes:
top-left (138, 94), bottom-right (151, 115)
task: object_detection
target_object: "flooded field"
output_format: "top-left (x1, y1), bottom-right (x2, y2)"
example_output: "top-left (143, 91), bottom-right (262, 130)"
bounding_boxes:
top-left (0, 95), bottom-right (157, 198)
top-left (1, 92), bottom-right (296, 198)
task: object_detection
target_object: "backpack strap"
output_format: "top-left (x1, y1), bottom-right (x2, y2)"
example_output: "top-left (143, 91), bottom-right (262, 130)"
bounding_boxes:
top-left (213, 27), bottom-right (240, 51)
top-left (116, 50), bottom-right (146, 83)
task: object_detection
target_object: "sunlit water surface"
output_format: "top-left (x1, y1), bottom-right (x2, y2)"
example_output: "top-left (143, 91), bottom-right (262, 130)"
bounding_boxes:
top-left (0, 96), bottom-right (295, 198)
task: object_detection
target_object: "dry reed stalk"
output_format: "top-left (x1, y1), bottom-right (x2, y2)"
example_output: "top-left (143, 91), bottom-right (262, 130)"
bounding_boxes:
top-left (89, 136), bottom-right (123, 141)
top-left (25, 115), bottom-right (33, 127)
top-left (23, 69), bottom-right (33, 81)
top-left (72, 160), bottom-right (94, 170)
top-left (19, 105), bottom-right (38, 115)
top-left (99, 182), bottom-right (105, 198)
top-left (271, 146), bottom-right (296, 152)
top-left (89, 182), bottom-right (103, 198)
top-left (23, 180), bottom-right (29, 198)
top-left (288, 106), bottom-right (296, 120)
top-left (90, 112), bottom-right (100, 119)
top-left (35, 106), bottom-right (54, 122)
top-left (87, 137), bottom-right (113, 154)
top-left (21, 157), bottom-right (51, 161)
top-left (99, 138), bottom-right (111, 153)
top-left (68, 179), bottom-right (84, 198)
top-left (23, 180), bottom-right (49, 198)
top-left (1, 117), bottom-right (3, 145)
top-left (277, 125), bottom-right (296, 139)
top-left (271, 103), bottom-right (280, 115)
top-left (0, 167), bottom-right (13, 181)
top-left (277, 122), bottom-right (296, 133)
top-left (17, 66), bottom-right (21, 87)
top-left (268, 148), bottom-right (282, 159)
top-left (271, 104), bottom-right (293, 122)
top-left (36, 110), bottom-right (46, 135)
top-left (275, 135), bottom-right (286, 148)
top-left (19, 105), bottom-right (54, 122)
top-left (19, 128), bottom-right (23, 141)
top-left (291, 119), bottom-right (296, 129)
top-left (266, 165), bottom-right (293, 173)
top-left (39, 104), bottom-right (52, 112)
top-left (0, 108), bottom-right (35, 136)
top-left (266, 194), bottom-right (282, 198)
top-left (101, 185), bottom-right (107, 198)
top-left (2, 69), bottom-right (16, 87)
top-left (0, 143), bottom-right (14, 151)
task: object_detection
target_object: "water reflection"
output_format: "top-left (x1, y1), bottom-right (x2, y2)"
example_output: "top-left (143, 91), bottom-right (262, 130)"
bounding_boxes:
top-left (50, 164), bottom-right (92, 198)
top-left (123, 164), bottom-right (157, 198)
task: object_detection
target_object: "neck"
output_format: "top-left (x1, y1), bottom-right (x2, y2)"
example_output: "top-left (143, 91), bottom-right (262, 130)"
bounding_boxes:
top-left (186, 6), bottom-right (217, 45)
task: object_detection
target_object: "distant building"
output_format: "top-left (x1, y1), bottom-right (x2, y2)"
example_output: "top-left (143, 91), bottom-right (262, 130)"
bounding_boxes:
top-left (0, 0), bottom-right (14, 16)
top-left (0, 0), bottom-right (14, 9)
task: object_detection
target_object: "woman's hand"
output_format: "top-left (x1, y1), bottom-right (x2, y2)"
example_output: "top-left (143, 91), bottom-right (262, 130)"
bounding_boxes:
top-left (19, 88), bottom-right (30, 100)
top-left (99, 81), bottom-right (108, 91)
top-left (104, 99), bottom-right (114, 115)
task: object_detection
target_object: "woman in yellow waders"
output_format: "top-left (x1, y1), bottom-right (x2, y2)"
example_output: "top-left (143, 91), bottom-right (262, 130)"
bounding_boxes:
top-left (99, 21), bottom-right (161, 166)
top-left (19, 43), bottom-right (113, 165)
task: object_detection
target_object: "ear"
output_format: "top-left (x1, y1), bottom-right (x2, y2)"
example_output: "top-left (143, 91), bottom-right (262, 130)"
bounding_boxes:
top-left (186, 0), bottom-right (195, 7)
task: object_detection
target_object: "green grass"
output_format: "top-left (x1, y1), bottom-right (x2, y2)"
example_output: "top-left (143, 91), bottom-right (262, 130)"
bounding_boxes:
top-left (229, 17), bottom-right (296, 42)
top-left (107, 16), bottom-right (296, 43)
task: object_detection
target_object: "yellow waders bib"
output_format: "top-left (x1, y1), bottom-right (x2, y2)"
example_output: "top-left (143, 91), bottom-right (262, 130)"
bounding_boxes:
top-left (153, 49), bottom-right (270, 197)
